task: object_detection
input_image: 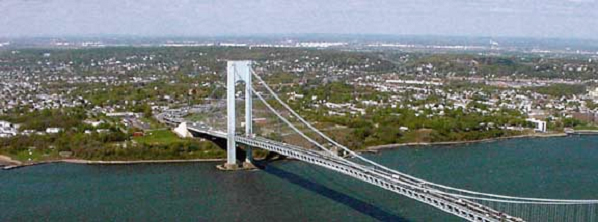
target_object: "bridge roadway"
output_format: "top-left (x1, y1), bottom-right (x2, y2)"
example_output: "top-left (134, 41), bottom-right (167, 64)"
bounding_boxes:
top-left (187, 125), bottom-right (523, 222)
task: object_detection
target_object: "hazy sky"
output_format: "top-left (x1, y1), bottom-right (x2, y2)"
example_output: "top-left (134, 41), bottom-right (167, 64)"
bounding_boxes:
top-left (1, 0), bottom-right (597, 39)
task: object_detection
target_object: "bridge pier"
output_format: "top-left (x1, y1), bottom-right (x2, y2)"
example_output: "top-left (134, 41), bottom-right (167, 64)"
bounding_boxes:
top-left (221, 60), bottom-right (255, 171)
top-left (242, 146), bottom-right (256, 169)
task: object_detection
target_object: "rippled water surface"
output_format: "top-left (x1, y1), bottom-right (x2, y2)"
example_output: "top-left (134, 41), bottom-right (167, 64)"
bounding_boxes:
top-left (2, 136), bottom-right (597, 221)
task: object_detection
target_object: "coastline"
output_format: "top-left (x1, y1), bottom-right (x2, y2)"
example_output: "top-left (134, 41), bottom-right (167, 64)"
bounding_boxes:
top-left (1, 132), bottom-right (575, 170)
top-left (61, 158), bottom-right (226, 164)
top-left (364, 132), bottom-right (568, 151)
top-left (1, 155), bottom-right (225, 170)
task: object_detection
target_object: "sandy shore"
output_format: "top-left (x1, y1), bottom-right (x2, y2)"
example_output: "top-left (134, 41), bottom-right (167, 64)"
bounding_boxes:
top-left (0, 155), bottom-right (22, 166)
top-left (365, 132), bottom-right (568, 151)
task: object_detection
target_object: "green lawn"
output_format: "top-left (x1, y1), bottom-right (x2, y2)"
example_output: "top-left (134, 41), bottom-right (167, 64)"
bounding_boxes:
top-left (13, 148), bottom-right (56, 162)
top-left (134, 130), bottom-right (185, 144)
top-left (573, 125), bottom-right (598, 131)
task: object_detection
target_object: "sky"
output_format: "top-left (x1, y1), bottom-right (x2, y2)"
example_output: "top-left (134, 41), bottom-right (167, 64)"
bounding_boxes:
top-left (0, 0), bottom-right (597, 39)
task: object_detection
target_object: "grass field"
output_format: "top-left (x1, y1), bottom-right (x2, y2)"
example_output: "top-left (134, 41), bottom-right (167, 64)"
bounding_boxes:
top-left (573, 125), bottom-right (598, 131)
top-left (13, 148), bottom-right (55, 162)
top-left (133, 129), bottom-right (185, 144)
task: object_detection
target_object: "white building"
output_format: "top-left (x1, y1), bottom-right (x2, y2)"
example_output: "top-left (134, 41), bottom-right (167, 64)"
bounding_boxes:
top-left (106, 112), bottom-right (137, 118)
top-left (589, 87), bottom-right (598, 100)
top-left (0, 120), bottom-right (11, 128)
top-left (46, 128), bottom-right (63, 134)
top-left (0, 120), bottom-right (17, 138)
top-left (526, 118), bottom-right (547, 133)
top-left (84, 119), bottom-right (105, 127)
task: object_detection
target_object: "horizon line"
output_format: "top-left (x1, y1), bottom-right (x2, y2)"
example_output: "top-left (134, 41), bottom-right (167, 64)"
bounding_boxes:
top-left (2, 33), bottom-right (598, 42)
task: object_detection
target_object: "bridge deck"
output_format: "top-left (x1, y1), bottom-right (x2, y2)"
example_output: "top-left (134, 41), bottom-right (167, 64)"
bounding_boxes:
top-left (188, 125), bottom-right (523, 222)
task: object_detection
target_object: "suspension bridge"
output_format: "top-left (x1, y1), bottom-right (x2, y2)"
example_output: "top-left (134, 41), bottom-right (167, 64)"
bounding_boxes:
top-left (177, 61), bottom-right (598, 222)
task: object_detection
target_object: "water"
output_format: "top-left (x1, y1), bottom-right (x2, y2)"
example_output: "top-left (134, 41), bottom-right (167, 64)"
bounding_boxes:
top-left (2, 136), bottom-right (598, 221)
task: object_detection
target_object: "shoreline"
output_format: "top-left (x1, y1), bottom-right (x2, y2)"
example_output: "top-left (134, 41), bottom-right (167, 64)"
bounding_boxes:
top-left (61, 158), bottom-right (226, 164)
top-left (0, 132), bottom-right (578, 170)
top-left (1, 155), bottom-right (225, 170)
top-left (364, 132), bottom-right (568, 151)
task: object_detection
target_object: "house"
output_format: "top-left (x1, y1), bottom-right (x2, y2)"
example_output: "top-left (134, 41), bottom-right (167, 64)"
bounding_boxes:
top-left (0, 120), bottom-right (17, 138)
top-left (84, 119), bottom-right (105, 127)
top-left (106, 112), bottom-right (137, 118)
top-left (526, 118), bottom-right (547, 133)
top-left (252, 118), bottom-right (268, 127)
top-left (287, 92), bottom-right (305, 101)
top-left (589, 87), bottom-right (598, 100)
top-left (46, 128), bottom-right (63, 134)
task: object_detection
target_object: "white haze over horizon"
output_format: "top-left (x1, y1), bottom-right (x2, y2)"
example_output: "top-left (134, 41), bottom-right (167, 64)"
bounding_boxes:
top-left (0, 0), bottom-right (597, 39)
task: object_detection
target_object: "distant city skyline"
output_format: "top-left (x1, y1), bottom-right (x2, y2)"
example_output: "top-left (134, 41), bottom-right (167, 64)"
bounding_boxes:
top-left (1, 0), bottom-right (597, 39)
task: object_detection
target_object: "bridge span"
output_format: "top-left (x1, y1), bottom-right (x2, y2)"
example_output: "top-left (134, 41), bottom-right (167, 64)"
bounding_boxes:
top-left (176, 60), bottom-right (598, 221)
top-left (187, 124), bottom-right (521, 222)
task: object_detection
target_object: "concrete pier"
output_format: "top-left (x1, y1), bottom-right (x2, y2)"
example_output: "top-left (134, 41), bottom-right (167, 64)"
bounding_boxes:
top-left (216, 161), bottom-right (256, 171)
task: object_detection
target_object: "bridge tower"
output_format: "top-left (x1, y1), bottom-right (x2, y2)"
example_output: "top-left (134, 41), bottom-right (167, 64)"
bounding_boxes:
top-left (225, 60), bottom-right (253, 170)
